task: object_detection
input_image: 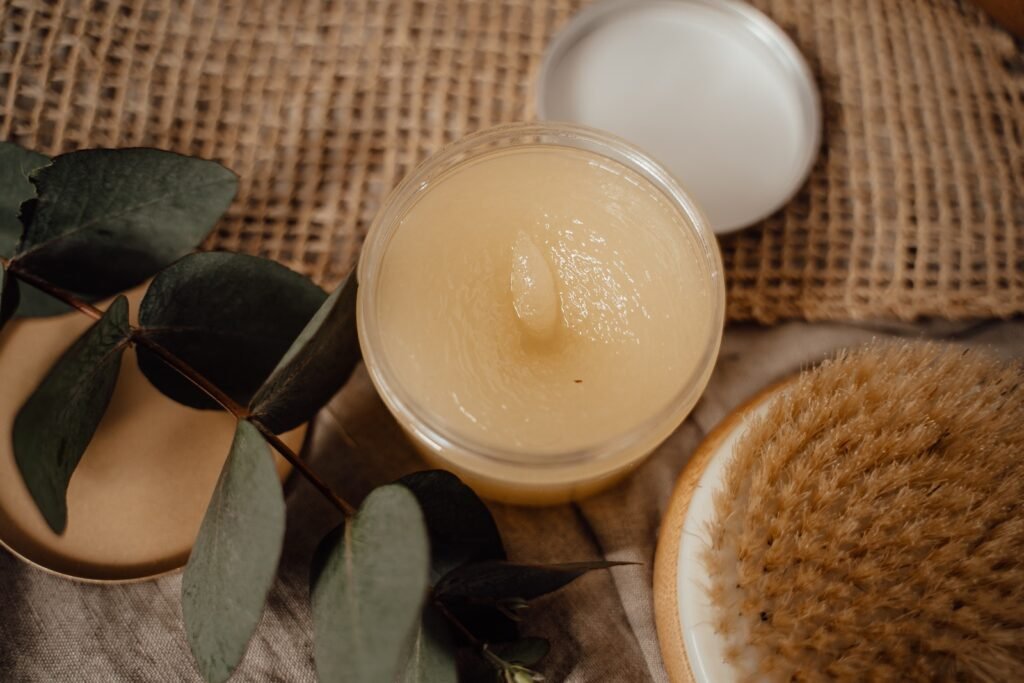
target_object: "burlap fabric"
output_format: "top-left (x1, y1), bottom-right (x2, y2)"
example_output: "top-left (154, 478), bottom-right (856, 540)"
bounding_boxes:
top-left (0, 0), bottom-right (1022, 323)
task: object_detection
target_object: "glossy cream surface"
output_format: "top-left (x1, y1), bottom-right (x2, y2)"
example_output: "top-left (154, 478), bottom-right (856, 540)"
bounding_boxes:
top-left (374, 145), bottom-right (713, 457)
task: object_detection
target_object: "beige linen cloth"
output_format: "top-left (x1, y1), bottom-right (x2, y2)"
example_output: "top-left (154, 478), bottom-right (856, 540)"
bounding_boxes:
top-left (1, 318), bottom-right (1021, 681)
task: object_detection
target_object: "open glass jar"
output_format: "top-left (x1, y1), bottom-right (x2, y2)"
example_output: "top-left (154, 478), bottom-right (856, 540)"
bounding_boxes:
top-left (357, 123), bottom-right (724, 504)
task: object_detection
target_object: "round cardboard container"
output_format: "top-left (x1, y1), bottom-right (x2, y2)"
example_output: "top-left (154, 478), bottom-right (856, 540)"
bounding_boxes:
top-left (537, 0), bottom-right (821, 234)
top-left (653, 380), bottom-right (791, 682)
top-left (0, 287), bottom-right (305, 583)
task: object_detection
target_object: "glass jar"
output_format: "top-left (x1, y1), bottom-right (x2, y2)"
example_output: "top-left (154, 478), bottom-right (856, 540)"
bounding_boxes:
top-left (357, 122), bottom-right (724, 504)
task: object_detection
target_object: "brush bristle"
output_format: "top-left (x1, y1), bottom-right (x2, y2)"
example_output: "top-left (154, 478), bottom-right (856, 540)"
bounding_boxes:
top-left (701, 342), bottom-right (1024, 682)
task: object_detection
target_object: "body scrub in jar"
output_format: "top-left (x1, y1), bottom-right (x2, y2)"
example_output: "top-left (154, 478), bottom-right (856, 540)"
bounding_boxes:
top-left (358, 123), bottom-right (724, 504)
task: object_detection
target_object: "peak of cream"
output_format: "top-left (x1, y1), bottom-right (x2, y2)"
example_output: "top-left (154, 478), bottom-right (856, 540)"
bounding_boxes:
top-left (373, 145), bottom-right (714, 457)
top-left (510, 230), bottom-right (560, 340)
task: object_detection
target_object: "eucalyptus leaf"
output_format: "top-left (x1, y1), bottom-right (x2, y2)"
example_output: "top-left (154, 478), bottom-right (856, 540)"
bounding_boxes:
top-left (399, 470), bottom-right (505, 580)
top-left (399, 605), bottom-right (458, 683)
top-left (0, 141), bottom-right (49, 258)
top-left (249, 271), bottom-right (359, 433)
top-left (13, 148), bottom-right (237, 298)
top-left (13, 295), bottom-right (130, 533)
top-left (182, 420), bottom-right (286, 683)
top-left (434, 560), bottom-right (631, 604)
top-left (0, 143), bottom-right (100, 318)
top-left (0, 262), bottom-right (19, 329)
top-left (137, 252), bottom-right (326, 409)
top-left (399, 471), bottom-right (514, 649)
top-left (312, 485), bottom-right (430, 683)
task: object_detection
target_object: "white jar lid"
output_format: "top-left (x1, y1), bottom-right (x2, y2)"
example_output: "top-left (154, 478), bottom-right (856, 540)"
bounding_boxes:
top-left (536, 0), bottom-right (821, 234)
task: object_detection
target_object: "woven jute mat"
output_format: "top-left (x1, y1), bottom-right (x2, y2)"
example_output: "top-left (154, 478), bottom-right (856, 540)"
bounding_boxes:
top-left (1, 0), bottom-right (1021, 323)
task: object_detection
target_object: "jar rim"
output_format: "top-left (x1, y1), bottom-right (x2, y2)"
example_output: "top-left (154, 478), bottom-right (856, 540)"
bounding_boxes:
top-left (357, 122), bottom-right (726, 469)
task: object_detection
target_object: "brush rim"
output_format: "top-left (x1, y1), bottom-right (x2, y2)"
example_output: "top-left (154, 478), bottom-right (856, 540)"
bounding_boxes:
top-left (654, 378), bottom-right (793, 683)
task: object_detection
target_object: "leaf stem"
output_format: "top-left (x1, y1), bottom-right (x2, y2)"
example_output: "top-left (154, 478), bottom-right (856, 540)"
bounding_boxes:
top-left (251, 419), bottom-right (355, 516)
top-left (5, 262), bottom-right (355, 517)
top-left (4, 264), bottom-right (103, 321)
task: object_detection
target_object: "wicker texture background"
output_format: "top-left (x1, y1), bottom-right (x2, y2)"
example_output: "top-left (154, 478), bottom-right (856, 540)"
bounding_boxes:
top-left (0, 0), bottom-right (1022, 322)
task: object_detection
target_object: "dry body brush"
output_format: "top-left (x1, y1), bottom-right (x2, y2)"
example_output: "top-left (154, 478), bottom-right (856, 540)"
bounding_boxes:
top-left (703, 342), bottom-right (1024, 682)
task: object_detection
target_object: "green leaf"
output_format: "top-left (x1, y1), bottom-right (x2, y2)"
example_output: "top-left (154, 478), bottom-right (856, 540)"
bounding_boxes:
top-left (399, 605), bottom-right (458, 683)
top-left (182, 420), bottom-right (286, 683)
top-left (249, 271), bottom-right (359, 433)
top-left (137, 252), bottom-right (326, 409)
top-left (399, 472), bottom-right (514, 649)
top-left (0, 141), bottom-right (50, 258)
top-left (398, 470), bottom-right (505, 580)
top-left (312, 485), bottom-right (430, 683)
top-left (13, 148), bottom-right (237, 298)
top-left (0, 262), bottom-right (19, 329)
top-left (13, 295), bottom-right (130, 533)
top-left (0, 143), bottom-right (77, 318)
top-left (434, 561), bottom-right (631, 604)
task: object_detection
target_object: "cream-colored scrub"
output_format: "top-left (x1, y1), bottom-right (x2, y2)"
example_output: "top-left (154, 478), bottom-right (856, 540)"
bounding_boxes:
top-left (368, 142), bottom-right (718, 501)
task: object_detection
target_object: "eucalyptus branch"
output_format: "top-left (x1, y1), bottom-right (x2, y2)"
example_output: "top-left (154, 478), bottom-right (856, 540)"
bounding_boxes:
top-left (0, 144), bottom-right (598, 683)
top-left (4, 259), bottom-right (354, 517)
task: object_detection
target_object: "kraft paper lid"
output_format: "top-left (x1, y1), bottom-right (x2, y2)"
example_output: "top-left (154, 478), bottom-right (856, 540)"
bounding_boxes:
top-left (0, 287), bottom-right (305, 583)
